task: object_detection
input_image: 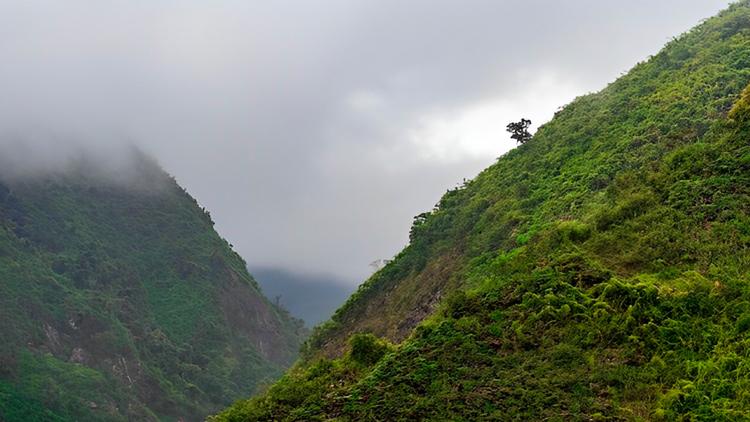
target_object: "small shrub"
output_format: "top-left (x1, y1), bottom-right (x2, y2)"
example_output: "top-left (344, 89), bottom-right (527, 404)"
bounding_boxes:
top-left (557, 220), bottom-right (592, 243)
top-left (349, 333), bottom-right (391, 366)
top-left (445, 290), bottom-right (481, 319)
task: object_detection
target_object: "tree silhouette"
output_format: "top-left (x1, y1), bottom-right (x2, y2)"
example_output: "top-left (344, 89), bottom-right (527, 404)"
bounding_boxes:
top-left (506, 118), bottom-right (532, 144)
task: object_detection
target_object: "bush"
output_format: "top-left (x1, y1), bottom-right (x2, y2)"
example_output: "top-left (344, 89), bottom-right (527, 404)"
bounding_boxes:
top-left (445, 290), bottom-right (481, 319)
top-left (556, 220), bottom-right (592, 243)
top-left (349, 334), bottom-right (391, 366)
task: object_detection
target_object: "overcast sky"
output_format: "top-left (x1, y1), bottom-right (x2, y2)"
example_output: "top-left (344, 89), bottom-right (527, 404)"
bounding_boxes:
top-left (0, 0), bottom-right (731, 284)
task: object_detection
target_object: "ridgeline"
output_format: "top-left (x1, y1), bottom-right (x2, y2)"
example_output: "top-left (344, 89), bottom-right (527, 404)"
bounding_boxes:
top-left (217, 3), bottom-right (750, 420)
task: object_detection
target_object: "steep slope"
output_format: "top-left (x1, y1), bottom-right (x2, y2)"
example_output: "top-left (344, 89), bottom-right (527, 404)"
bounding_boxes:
top-left (0, 150), bottom-right (305, 421)
top-left (217, 3), bottom-right (750, 420)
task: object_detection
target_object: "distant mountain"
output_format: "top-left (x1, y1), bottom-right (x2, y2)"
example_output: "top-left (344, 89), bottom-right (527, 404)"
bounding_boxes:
top-left (251, 267), bottom-right (355, 327)
top-left (0, 150), bottom-right (305, 421)
top-left (218, 3), bottom-right (750, 420)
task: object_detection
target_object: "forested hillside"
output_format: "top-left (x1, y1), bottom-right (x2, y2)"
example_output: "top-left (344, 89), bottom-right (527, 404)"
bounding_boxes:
top-left (0, 150), bottom-right (305, 421)
top-left (217, 2), bottom-right (750, 420)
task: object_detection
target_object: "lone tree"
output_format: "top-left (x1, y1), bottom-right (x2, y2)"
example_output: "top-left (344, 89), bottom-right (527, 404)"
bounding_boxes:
top-left (506, 118), bottom-right (532, 144)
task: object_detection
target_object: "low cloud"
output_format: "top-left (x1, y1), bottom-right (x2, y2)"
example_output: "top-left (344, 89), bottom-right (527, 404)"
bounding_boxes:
top-left (0, 0), bottom-right (730, 281)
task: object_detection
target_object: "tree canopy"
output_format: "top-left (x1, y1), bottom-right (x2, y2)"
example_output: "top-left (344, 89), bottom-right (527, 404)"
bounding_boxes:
top-left (506, 118), bottom-right (532, 144)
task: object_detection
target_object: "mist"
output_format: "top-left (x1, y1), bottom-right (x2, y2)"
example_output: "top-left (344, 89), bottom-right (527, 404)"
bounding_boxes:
top-left (0, 0), bottom-right (730, 282)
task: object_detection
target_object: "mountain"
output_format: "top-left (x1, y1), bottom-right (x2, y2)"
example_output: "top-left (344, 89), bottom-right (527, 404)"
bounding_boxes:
top-left (0, 150), bottom-right (305, 421)
top-left (251, 267), bottom-right (355, 327)
top-left (216, 3), bottom-right (750, 421)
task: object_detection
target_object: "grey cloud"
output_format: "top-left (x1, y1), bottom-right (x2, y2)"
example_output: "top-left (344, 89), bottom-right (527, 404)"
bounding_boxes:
top-left (0, 0), bottom-right (730, 281)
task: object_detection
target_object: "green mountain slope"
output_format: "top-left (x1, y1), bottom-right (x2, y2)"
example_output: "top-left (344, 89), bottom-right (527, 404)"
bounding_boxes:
top-left (0, 150), bottom-right (305, 421)
top-left (217, 3), bottom-right (750, 420)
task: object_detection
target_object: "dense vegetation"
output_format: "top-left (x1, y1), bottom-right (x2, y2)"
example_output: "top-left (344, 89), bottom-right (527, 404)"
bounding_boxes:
top-left (0, 151), bottom-right (305, 421)
top-left (217, 3), bottom-right (750, 420)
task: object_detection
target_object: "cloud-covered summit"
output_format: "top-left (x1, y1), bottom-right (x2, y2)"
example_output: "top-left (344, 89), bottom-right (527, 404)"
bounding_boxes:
top-left (0, 0), bottom-right (729, 281)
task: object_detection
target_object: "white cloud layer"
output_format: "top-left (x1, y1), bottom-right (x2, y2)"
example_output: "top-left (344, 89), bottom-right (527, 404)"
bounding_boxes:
top-left (0, 0), bottom-right (730, 282)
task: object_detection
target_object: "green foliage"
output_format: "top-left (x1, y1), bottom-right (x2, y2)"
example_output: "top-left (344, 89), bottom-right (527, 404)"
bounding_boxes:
top-left (219, 3), bottom-right (750, 420)
top-left (0, 159), bottom-right (305, 421)
top-left (349, 334), bottom-right (392, 366)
